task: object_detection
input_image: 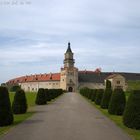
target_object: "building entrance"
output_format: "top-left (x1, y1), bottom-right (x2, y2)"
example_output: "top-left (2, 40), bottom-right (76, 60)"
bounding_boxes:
top-left (68, 87), bottom-right (73, 92)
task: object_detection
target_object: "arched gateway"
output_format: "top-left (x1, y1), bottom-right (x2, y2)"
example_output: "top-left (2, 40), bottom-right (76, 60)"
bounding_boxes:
top-left (68, 87), bottom-right (73, 92)
top-left (60, 42), bottom-right (78, 92)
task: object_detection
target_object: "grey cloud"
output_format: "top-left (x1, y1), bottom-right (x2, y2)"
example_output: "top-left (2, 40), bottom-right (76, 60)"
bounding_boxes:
top-left (0, 0), bottom-right (140, 83)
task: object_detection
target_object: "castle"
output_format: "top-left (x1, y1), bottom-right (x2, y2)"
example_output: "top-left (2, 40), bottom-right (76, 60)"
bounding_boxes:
top-left (6, 43), bottom-right (140, 92)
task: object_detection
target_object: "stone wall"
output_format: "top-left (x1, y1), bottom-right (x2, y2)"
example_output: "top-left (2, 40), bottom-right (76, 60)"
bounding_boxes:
top-left (20, 81), bottom-right (60, 92)
top-left (78, 82), bottom-right (105, 89)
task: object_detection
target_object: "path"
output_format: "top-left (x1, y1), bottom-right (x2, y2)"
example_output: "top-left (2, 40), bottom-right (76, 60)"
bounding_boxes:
top-left (1, 93), bottom-right (132, 140)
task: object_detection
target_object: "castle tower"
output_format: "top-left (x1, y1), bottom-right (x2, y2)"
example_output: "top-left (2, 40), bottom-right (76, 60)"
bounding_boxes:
top-left (60, 42), bottom-right (78, 92)
top-left (64, 42), bottom-right (75, 68)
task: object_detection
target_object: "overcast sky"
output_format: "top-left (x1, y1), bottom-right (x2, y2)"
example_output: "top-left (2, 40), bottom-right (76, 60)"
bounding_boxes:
top-left (0, 0), bottom-right (140, 83)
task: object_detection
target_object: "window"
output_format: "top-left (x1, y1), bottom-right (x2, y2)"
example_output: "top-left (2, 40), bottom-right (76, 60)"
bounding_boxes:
top-left (69, 72), bottom-right (73, 75)
top-left (116, 81), bottom-right (120, 84)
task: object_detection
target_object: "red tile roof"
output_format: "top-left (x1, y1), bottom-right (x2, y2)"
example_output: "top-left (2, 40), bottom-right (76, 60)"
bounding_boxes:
top-left (105, 74), bottom-right (123, 80)
top-left (79, 70), bottom-right (95, 74)
top-left (79, 68), bottom-right (101, 74)
top-left (6, 73), bottom-right (60, 85)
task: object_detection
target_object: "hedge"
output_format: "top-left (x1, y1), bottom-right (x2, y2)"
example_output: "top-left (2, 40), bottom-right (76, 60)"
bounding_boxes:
top-left (12, 89), bottom-right (27, 114)
top-left (95, 89), bottom-right (104, 105)
top-left (123, 90), bottom-right (140, 129)
top-left (101, 88), bottom-right (112, 109)
top-left (35, 88), bottom-right (47, 105)
top-left (108, 88), bottom-right (126, 115)
top-left (36, 88), bottom-right (63, 105)
top-left (0, 86), bottom-right (13, 126)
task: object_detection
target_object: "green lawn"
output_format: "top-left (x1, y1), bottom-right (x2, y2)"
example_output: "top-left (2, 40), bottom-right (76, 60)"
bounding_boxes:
top-left (94, 103), bottom-right (140, 140)
top-left (127, 80), bottom-right (140, 91)
top-left (84, 96), bottom-right (140, 140)
top-left (9, 92), bottom-right (36, 106)
top-left (0, 92), bottom-right (37, 136)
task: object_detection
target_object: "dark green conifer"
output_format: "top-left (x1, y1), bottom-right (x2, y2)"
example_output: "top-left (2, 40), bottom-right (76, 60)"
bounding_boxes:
top-left (12, 89), bottom-right (27, 114)
top-left (95, 89), bottom-right (104, 105)
top-left (101, 80), bottom-right (112, 109)
top-left (10, 85), bottom-right (21, 92)
top-left (91, 89), bottom-right (97, 102)
top-left (123, 90), bottom-right (140, 129)
top-left (35, 88), bottom-right (46, 105)
top-left (0, 86), bottom-right (13, 126)
top-left (108, 88), bottom-right (126, 115)
top-left (44, 88), bottom-right (50, 102)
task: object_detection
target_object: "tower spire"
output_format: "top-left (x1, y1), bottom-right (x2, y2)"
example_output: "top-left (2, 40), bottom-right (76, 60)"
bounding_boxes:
top-left (64, 42), bottom-right (75, 68)
top-left (66, 42), bottom-right (72, 53)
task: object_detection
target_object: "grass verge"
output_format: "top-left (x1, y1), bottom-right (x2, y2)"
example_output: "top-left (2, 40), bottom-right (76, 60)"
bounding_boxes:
top-left (0, 92), bottom-right (64, 136)
top-left (0, 92), bottom-right (36, 136)
top-left (0, 112), bottom-right (34, 135)
top-left (82, 95), bottom-right (140, 140)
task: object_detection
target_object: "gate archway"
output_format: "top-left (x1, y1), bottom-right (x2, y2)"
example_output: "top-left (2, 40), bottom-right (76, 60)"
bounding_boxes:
top-left (68, 87), bottom-right (73, 92)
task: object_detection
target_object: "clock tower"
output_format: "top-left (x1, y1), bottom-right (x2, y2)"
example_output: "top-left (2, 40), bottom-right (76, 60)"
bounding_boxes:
top-left (60, 42), bottom-right (78, 92)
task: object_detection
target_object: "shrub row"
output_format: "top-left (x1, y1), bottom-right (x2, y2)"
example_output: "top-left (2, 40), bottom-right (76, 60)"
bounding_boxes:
top-left (0, 86), bottom-right (28, 126)
top-left (35, 88), bottom-right (63, 105)
top-left (123, 90), bottom-right (140, 129)
top-left (0, 86), bottom-right (13, 126)
top-left (80, 88), bottom-right (104, 105)
top-left (108, 88), bottom-right (126, 115)
top-left (10, 85), bottom-right (21, 92)
top-left (0, 86), bottom-right (64, 127)
top-left (12, 89), bottom-right (27, 114)
top-left (80, 87), bottom-right (140, 130)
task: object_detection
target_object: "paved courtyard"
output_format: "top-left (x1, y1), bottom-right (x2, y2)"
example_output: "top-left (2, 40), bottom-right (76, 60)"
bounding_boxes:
top-left (1, 93), bottom-right (132, 140)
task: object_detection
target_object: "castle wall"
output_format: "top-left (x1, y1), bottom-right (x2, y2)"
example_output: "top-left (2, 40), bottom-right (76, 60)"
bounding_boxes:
top-left (106, 75), bottom-right (126, 91)
top-left (60, 70), bottom-right (67, 90)
top-left (7, 44), bottom-right (127, 93)
top-left (60, 68), bottom-right (78, 92)
top-left (78, 82), bottom-right (105, 89)
top-left (20, 81), bottom-right (60, 92)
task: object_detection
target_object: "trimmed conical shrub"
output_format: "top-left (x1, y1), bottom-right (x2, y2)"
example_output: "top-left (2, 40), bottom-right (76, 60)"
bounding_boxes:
top-left (91, 89), bottom-right (97, 102)
top-left (48, 89), bottom-right (54, 100)
top-left (95, 89), bottom-right (104, 105)
top-left (35, 88), bottom-right (46, 105)
top-left (80, 87), bottom-right (87, 97)
top-left (87, 89), bottom-right (92, 100)
top-left (12, 89), bottom-right (27, 114)
top-left (0, 86), bottom-right (13, 126)
top-left (101, 80), bottom-right (112, 109)
top-left (57, 89), bottom-right (63, 96)
top-left (44, 89), bottom-right (50, 102)
top-left (10, 85), bottom-right (21, 92)
top-left (101, 88), bottom-right (112, 109)
top-left (108, 88), bottom-right (126, 115)
top-left (49, 89), bottom-right (53, 100)
top-left (123, 90), bottom-right (140, 129)
top-left (106, 80), bottom-right (111, 89)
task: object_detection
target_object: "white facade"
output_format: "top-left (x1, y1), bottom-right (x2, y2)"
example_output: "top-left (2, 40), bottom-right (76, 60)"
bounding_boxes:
top-left (79, 82), bottom-right (105, 89)
top-left (19, 42), bottom-right (79, 92)
top-left (20, 81), bottom-right (60, 92)
top-left (7, 43), bottom-right (126, 92)
top-left (105, 74), bottom-right (126, 91)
